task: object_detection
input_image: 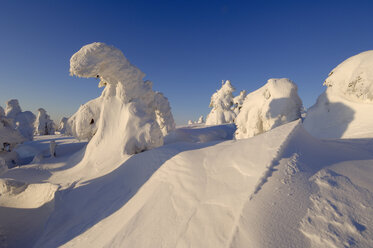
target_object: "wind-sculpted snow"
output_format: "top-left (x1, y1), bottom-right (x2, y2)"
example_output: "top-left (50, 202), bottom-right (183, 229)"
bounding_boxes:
top-left (304, 51), bottom-right (373, 138)
top-left (69, 42), bottom-right (174, 156)
top-left (235, 78), bottom-right (302, 139)
top-left (206, 80), bottom-right (236, 125)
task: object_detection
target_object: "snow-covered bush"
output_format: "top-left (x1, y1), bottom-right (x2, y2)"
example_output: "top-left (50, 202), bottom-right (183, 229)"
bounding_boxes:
top-left (34, 108), bottom-right (55, 135)
top-left (57, 117), bottom-right (68, 134)
top-left (233, 90), bottom-right (247, 115)
top-left (205, 80), bottom-right (236, 125)
top-left (70, 42), bottom-right (172, 155)
top-left (304, 50), bottom-right (373, 138)
top-left (0, 106), bottom-right (4, 117)
top-left (235, 78), bottom-right (302, 139)
top-left (4, 99), bottom-right (35, 140)
top-left (197, 115), bottom-right (204, 124)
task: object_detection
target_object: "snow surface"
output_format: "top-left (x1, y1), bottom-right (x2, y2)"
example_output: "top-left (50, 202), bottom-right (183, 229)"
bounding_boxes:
top-left (235, 78), bottom-right (302, 139)
top-left (304, 51), bottom-right (373, 139)
top-left (1, 120), bottom-right (372, 247)
top-left (205, 80), bottom-right (236, 125)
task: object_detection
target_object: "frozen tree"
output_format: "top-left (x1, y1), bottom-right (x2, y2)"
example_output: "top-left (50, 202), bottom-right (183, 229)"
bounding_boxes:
top-left (205, 80), bottom-right (236, 125)
top-left (153, 91), bottom-right (175, 136)
top-left (4, 99), bottom-right (35, 140)
top-left (232, 90), bottom-right (247, 115)
top-left (235, 78), bottom-right (302, 139)
top-left (69, 42), bottom-right (172, 156)
top-left (57, 117), bottom-right (68, 134)
top-left (66, 98), bottom-right (101, 140)
top-left (188, 120), bottom-right (193, 125)
top-left (0, 106), bottom-right (4, 117)
top-left (34, 108), bottom-right (55, 135)
top-left (197, 115), bottom-right (204, 124)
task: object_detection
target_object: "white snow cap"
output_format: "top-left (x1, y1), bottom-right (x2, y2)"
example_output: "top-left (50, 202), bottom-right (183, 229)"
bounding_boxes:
top-left (34, 108), bottom-right (55, 135)
top-left (304, 50), bottom-right (373, 138)
top-left (205, 80), bottom-right (236, 125)
top-left (70, 42), bottom-right (173, 156)
top-left (324, 50), bottom-right (373, 102)
top-left (235, 78), bottom-right (302, 139)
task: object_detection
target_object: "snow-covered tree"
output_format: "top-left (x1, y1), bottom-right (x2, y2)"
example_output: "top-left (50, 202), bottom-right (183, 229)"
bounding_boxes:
top-left (232, 90), bottom-right (247, 115)
top-left (188, 120), bottom-right (193, 125)
top-left (304, 50), bottom-right (373, 138)
top-left (0, 106), bottom-right (4, 117)
top-left (197, 115), bottom-right (204, 124)
top-left (235, 78), bottom-right (302, 139)
top-left (153, 91), bottom-right (175, 136)
top-left (205, 80), bottom-right (236, 125)
top-left (69, 42), bottom-right (172, 156)
top-left (57, 117), bottom-right (68, 134)
top-left (4, 99), bottom-right (35, 140)
top-left (34, 108), bottom-right (55, 135)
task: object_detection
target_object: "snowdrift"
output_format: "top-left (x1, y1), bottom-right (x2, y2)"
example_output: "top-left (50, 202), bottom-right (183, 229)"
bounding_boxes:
top-left (235, 78), bottom-right (302, 139)
top-left (304, 50), bottom-right (373, 138)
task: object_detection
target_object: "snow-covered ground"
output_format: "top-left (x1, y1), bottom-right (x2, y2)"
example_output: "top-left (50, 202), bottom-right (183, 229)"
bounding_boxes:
top-left (0, 122), bottom-right (372, 247)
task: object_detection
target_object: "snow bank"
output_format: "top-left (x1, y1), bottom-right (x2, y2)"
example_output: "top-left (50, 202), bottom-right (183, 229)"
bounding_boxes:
top-left (235, 78), bottom-right (302, 139)
top-left (304, 50), bottom-right (373, 138)
top-left (34, 108), bottom-right (55, 135)
top-left (206, 80), bottom-right (236, 125)
top-left (69, 42), bottom-right (172, 156)
top-left (4, 99), bottom-right (35, 140)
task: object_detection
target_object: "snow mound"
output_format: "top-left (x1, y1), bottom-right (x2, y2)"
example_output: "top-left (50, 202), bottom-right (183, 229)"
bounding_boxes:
top-left (206, 80), bottom-right (236, 125)
top-left (34, 108), bottom-right (55, 135)
top-left (70, 42), bottom-right (172, 157)
top-left (235, 78), bottom-right (302, 139)
top-left (0, 178), bottom-right (58, 208)
top-left (304, 51), bottom-right (373, 138)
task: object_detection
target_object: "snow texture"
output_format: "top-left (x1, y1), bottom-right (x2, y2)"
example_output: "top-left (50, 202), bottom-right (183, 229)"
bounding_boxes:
top-left (304, 50), bottom-right (373, 138)
top-left (34, 108), bottom-right (55, 135)
top-left (57, 117), bottom-right (68, 134)
top-left (235, 78), bottom-right (302, 139)
top-left (206, 80), bottom-right (236, 125)
top-left (69, 42), bottom-right (169, 155)
top-left (233, 90), bottom-right (247, 115)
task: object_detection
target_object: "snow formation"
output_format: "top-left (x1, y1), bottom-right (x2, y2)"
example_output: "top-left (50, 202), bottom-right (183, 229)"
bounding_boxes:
top-left (197, 115), bottom-right (204, 124)
top-left (34, 108), bottom-right (55, 135)
top-left (304, 50), bottom-right (373, 138)
top-left (4, 99), bottom-right (35, 140)
top-left (69, 42), bottom-right (173, 155)
top-left (205, 80), bottom-right (236, 125)
top-left (153, 91), bottom-right (175, 136)
top-left (235, 78), bottom-right (302, 139)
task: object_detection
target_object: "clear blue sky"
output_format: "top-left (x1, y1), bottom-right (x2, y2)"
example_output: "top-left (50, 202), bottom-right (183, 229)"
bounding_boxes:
top-left (1, 0), bottom-right (373, 125)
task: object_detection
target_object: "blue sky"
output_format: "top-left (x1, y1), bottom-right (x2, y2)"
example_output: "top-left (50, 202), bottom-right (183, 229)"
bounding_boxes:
top-left (0, 0), bottom-right (373, 125)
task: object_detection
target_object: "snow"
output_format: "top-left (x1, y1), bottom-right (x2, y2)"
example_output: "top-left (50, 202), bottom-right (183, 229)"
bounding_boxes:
top-left (205, 80), bottom-right (236, 125)
top-left (233, 90), bottom-right (247, 115)
top-left (235, 78), bottom-right (303, 139)
top-left (34, 108), bottom-right (55, 135)
top-left (56, 117), bottom-right (68, 134)
top-left (4, 99), bottom-right (35, 140)
top-left (304, 50), bottom-right (373, 139)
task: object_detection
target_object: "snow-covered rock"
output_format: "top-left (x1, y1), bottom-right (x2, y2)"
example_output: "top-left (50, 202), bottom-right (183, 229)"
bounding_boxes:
top-left (4, 99), bottom-right (35, 140)
top-left (233, 90), bottom-right (247, 115)
top-left (34, 108), bottom-right (55, 135)
top-left (235, 78), bottom-right (302, 139)
top-left (206, 80), bottom-right (236, 125)
top-left (304, 50), bottom-right (373, 138)
top-left (69, 42), bottom-right (167, 156)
